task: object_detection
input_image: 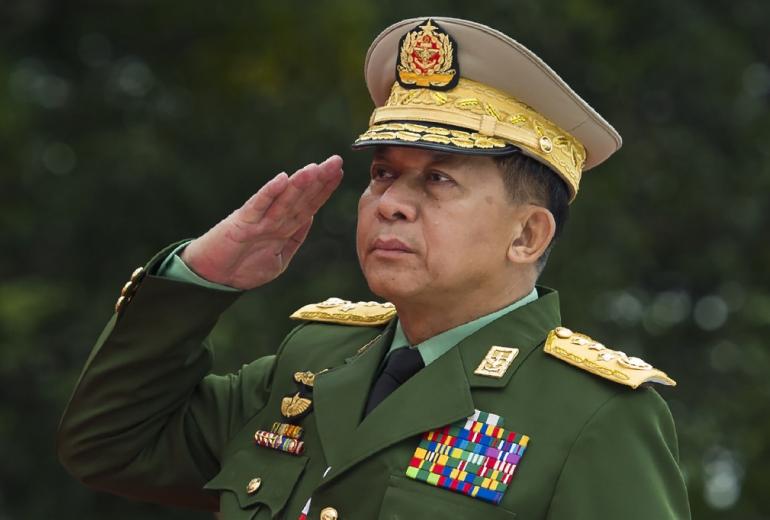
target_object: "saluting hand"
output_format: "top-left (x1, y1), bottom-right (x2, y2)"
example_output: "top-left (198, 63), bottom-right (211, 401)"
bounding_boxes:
top-left (180, 155), bottom-right (344, 290)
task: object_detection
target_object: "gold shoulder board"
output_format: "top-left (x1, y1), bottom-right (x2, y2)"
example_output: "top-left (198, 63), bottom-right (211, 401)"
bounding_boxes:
top-left (290, 297), bottom-right (397, 327)
top-left (544, 327), bottom-right (676, 389)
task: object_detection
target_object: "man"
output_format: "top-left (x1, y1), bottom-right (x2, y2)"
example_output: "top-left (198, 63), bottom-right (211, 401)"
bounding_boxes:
top-left (58, 17), bottom-right (691, 519)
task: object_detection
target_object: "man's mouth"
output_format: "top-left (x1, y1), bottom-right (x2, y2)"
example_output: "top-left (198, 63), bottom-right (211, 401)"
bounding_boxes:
top-left (371, 237), bottom-right (414, 254)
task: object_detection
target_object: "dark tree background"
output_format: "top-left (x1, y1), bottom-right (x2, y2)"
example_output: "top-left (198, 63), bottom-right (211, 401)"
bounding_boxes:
top-left (1, 0), bottom-right (768, 518)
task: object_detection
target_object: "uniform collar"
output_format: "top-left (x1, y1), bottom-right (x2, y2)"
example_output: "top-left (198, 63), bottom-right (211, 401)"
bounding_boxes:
top-left (389, 287), bottom-right (540, 365)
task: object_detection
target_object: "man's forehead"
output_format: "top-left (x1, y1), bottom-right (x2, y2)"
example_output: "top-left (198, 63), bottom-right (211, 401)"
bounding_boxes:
top-left (371, 146), bottom-right (471, 166)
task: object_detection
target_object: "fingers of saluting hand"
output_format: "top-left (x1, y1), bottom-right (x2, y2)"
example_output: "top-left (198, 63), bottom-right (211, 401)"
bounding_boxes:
top-left (271, 155), bottom-right (344, 224)
top-left (280, 218), bottom-right (314, 262)
top-left (240, 171), bottom-right (290, 224)
top-left (240, 155), bottom-right (343, 232)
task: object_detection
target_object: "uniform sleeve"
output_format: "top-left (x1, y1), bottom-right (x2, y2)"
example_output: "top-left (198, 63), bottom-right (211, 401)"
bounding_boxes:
top-left (56, 255), bottom-right (293, 511)
top-left (156, 240), bottom-right (240, 292)
top-left (546, 387), bottom-right (691, 520)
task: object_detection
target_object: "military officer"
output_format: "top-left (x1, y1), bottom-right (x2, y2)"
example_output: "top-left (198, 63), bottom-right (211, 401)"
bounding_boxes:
top-left (57, 17), bottom-right (691, 519)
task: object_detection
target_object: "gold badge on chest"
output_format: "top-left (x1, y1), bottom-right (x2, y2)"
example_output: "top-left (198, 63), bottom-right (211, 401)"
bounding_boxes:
top-left (293, 371), bottom-right (316, 387)
top-left (281, 392), bottom-right (313, 420)
top-left (474, 346), bottom-right (519, 378)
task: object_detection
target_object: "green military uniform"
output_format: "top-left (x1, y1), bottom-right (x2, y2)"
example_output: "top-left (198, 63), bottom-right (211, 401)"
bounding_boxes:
top-left (57, 244), bottom-right (690, 519)
top-left (58, 16), bottom-right (691, 519)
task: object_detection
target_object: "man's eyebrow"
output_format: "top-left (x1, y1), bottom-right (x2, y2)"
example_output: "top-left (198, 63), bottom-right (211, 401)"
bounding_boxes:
top-left (428, 153), bottom-right (465, 166)
top-left (371, 149), bottom-right (465, 166)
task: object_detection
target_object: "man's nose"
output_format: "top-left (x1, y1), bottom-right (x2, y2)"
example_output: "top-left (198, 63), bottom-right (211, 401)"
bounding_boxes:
top-left (377, 177), bottom-right (418, 222)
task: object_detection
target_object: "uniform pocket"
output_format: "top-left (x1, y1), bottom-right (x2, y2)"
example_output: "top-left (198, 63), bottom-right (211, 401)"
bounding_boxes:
top-left (378, 474), bottom-right (517, 520)
top-left (204, 446), bottom-right (308, 517)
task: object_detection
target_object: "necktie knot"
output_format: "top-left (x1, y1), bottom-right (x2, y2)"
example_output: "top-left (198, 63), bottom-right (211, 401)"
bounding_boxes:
top-left (383, 346), bottom-right (424, 383)
top-left (364, 347), bottom-right (425, 416)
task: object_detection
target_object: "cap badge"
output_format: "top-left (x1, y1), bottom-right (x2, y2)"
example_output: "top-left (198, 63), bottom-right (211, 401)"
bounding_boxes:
top-left (397, 19), bottom-right (459, 91)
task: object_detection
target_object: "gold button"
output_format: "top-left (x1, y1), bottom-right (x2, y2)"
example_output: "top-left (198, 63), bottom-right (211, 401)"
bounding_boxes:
top-left (539, 135), bottom-right (553, 153)
top-left (320, 507), bottom-right (338, 520)
top-left (130, 266), bottom-right (145, 283)
top-left (115, 296), bottom-right (126, 313)
top-left (246, 477), bottom-right (262, 495)
top-left (554, 327), bottom-right (573, 339)
top-left (120, 281), bottom-right (134, 297)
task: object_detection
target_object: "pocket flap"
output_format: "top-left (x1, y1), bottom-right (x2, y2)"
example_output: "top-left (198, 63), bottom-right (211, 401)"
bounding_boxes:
top-left (379, 475), bottom-right (517, 519)
top-left (204, 446), bottom-right (309, 513)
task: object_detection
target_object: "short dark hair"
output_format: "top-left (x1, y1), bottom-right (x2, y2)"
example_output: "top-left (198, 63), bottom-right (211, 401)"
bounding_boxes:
top-left (493, 152), bottom-right (570, 272)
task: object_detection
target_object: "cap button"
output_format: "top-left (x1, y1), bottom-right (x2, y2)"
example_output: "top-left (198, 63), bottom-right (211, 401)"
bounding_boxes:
top-left (539, 135), bottom-right (553, 153)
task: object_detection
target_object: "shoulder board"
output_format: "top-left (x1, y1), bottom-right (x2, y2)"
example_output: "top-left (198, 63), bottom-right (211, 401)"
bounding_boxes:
top-left (290, 297), bottom-right (397, 327)
top-left (544, 327), bottom-right (676, 389)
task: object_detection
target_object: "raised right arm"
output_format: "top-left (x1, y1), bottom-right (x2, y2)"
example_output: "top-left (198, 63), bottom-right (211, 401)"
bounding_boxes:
top-left (57, 156), bottom-right (343, 509)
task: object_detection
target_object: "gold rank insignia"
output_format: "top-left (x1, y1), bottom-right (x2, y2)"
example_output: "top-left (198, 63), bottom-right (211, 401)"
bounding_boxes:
top-left (474, 346), bottom-right (520, 378)
top-left (544, 327), bottom-right (676, 389)
top-left (280, 392), bottom-right (313, 420)
top-left (290, 297), bottom-right (397, 326)
top-left (396, 19), bottom-right (459, 90)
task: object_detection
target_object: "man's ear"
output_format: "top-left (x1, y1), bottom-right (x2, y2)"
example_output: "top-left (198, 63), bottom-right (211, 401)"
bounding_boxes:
top-left (507, 205), bottom-right (556, 266)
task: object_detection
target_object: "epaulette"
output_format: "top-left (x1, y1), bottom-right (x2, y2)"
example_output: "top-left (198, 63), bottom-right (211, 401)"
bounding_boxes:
top-left (544, 327), bottom-right (676, 389)
top-left (290, 297), bottom-right (397, 327)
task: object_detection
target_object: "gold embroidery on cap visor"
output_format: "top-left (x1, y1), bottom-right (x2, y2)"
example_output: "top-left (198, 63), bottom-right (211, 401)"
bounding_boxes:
top-left (353, 78), bottom-right (587, 200)
top-left (357, 122), bottom-right (509, 150)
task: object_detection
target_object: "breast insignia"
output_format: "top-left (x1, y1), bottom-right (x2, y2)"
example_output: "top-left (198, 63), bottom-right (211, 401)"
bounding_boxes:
top-left (290, 297), bottom-right (397, 326)
top-left (544, 327), bottom-right (676, 389)
top-left (280, 392), bottom-right (313, 420)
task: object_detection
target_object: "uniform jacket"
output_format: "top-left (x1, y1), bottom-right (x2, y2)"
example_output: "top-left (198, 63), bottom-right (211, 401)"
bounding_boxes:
top-left (57, 244), bottom-right (690, 519)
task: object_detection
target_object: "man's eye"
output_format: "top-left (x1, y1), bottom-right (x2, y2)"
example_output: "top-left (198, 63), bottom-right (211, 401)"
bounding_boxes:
top-left (371, 167), bottom-right (394, 180)
top-left (427, 171), bottom-right (452, 183)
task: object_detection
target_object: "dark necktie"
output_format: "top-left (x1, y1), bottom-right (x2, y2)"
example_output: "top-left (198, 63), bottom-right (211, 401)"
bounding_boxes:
top-left (364, 347), bottom-right (425, 416)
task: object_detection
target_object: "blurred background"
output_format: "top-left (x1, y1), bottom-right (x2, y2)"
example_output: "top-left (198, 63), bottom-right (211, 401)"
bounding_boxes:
top-left (1, 0), bottom-right (768, 518)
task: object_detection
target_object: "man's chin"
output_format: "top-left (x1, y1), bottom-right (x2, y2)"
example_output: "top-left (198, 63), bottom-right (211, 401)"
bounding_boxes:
top-left (362, 271), bottom-right (417, 304)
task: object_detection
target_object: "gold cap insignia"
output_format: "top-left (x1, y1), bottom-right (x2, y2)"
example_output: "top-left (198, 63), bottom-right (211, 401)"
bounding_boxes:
top-left (396, 19), bottom-right (459, 91)
top-left (544, 328), bottom-right (676, 389)
top-left (280, 392), bottom-right (313, 419)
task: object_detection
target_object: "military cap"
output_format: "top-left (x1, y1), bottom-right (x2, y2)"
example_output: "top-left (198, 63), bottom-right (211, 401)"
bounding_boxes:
top-left (352, 17), bottom-right (622, 201)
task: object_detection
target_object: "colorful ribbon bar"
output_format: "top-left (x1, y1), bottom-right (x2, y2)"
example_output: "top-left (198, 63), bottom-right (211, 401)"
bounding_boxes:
top-left (405, 409), bottom-right (529, 505)
top-left (271, 422), bottom-right (304, 439)
top-left (254, 430), bottom-right (305, 456)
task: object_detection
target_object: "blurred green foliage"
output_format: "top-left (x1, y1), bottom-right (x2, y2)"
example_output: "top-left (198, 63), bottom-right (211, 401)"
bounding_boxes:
top-left (1, 0), bottom-right (768, 518)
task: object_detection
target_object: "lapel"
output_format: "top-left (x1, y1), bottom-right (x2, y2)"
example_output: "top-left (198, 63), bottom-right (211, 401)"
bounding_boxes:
top-left (312, 323), bottom-right (393, 473)
top-left (313, 287), bottom-right (561, 485)
top-left (314, 321), bottom-right (475, 485)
